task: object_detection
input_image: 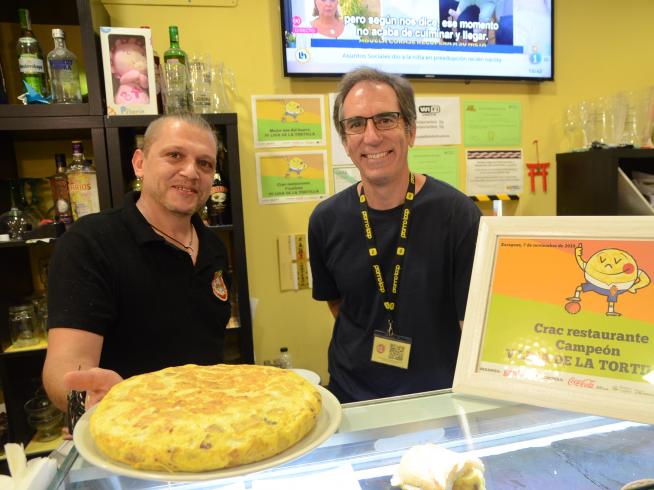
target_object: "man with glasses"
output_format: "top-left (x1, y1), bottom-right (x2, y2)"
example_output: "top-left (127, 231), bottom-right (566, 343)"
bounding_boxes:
top-left (308, 67), bottom-right (481, 402)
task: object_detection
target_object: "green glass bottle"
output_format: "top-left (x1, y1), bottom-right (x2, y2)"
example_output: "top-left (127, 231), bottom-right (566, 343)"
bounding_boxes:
top-left (163, 26), bottom-right (187, 65)
top-left (16, 8), bottom-right (47, 97)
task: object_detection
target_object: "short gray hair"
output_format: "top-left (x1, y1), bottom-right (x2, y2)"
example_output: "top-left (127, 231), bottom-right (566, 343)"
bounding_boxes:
top-left (332, 67), bottom-right (416, 141)
top-left (143, 113), bottom-right (218, 155)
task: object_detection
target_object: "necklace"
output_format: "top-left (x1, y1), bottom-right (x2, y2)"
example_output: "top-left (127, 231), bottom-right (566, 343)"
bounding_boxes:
top-left (150, 222), bottom-right (195, 256)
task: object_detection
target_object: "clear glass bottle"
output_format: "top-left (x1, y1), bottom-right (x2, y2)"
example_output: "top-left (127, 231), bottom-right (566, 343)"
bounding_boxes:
top-left (164, 26), bottom-right (187, 65)
top-left (47, 28), bottom-right (82, 103)
top-left (278, 347), bottom-right (293, 369)
top-left (66, 141), bottom-right (100, 220)
top-left (49, 153), bottom-right (74, 224)
top-left (16, 8), bottom-right (47, 98)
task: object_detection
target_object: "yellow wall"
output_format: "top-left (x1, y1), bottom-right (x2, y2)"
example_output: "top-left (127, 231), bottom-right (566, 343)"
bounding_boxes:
top-left (103, 0), bottom-right (654, 382)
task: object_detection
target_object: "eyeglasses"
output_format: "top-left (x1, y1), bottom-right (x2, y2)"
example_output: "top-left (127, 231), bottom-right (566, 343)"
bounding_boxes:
top-left (340, 112), bottom-right (402, 135)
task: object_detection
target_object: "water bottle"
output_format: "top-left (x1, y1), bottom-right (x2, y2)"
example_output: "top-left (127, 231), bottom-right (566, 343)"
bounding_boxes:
top-left (278, 347), bottom-right (292, 369)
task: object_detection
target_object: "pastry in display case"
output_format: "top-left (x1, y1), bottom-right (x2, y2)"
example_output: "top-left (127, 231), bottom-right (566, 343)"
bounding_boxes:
top-left (390, 444), bottom-right (485, 490)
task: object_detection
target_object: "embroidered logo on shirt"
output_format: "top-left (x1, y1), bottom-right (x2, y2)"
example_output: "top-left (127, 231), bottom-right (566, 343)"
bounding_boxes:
top-left (212, 270), bottom-right (229, 301)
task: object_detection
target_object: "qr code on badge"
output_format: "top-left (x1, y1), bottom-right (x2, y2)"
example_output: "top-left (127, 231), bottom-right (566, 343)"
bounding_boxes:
top-left (389, 343), bottom-right (404, 361)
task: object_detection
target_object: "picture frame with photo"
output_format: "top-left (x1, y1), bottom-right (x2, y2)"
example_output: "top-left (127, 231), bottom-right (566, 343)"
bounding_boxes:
top-left (99, 27), bottom-right (158, 116)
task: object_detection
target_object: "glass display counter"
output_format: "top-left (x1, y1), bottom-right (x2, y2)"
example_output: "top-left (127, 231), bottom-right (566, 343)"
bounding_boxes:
top-left (48, 390), bottom-right (653, 489)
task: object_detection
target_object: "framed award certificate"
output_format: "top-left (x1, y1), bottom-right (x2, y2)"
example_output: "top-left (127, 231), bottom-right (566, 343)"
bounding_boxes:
top-left (454, 216), bottom-right (654, 425)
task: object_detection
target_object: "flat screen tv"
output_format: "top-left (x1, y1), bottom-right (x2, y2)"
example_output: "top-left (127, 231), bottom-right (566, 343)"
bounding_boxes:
top-left (280, 0), bottom-right (553, 81)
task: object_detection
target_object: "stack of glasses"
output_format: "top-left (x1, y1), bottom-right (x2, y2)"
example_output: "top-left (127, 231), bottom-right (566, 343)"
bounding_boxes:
top-left (161, 54), bottom-right (233, 114)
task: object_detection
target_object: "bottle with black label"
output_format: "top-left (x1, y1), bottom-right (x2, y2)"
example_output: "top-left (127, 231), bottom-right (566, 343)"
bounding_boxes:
top-left (207, 170), bottom-right (230, 225)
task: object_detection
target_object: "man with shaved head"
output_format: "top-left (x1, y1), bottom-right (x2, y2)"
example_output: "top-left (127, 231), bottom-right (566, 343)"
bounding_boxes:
top-left (44, 113), bottom-right (232, 412)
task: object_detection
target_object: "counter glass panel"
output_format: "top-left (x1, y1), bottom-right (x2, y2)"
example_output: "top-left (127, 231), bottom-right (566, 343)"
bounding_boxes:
top-left (49, 390), bottom-right (653, 489)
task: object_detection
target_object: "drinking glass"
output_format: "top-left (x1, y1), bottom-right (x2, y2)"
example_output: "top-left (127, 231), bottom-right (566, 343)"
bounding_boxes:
top-left (24, 395), bottom-right (64, 442)
top-left (577, 100), bottom-right (592, 149)
top-left (641, 86), bottom-right (654, 147)
top-left (609, 93), bottom-right (628, 146)
top-left (592, 97), bottom-right (609, 145)
top-left (210, 63), bottom-right (234, 113)
top-left (621, 98), bottom-right (639, 146)
top-left (161, 63), bottom-right (189, 114)
top-left (8, 304), bottom-right (39, 347)
top-left (188, 54), bottom-right (213, 114)
top-left (562, 104), bottom-right (578, 151)
top-left (621, 90), bottom-right (648, 147)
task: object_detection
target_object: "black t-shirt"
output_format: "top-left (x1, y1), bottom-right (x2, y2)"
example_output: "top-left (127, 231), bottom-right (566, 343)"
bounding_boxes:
top-left (47, 192), bottom-right (232, 379)
top-left (308, 177), bottom-right (481, 402)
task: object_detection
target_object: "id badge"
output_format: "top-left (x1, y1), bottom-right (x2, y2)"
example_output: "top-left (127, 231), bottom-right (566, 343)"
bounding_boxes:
top-left (371, 331), bottom-right (412, 369)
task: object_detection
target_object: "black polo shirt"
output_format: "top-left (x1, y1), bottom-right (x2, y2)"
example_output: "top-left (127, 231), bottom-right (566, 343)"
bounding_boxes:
top-left (48, 192), bottom-right (232, 378)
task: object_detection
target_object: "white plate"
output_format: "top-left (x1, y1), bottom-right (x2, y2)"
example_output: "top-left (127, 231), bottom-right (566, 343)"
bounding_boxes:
top-left (290, 368), bottom-right (322, 385)
top-left (73, 385), bottom-right (341, 482)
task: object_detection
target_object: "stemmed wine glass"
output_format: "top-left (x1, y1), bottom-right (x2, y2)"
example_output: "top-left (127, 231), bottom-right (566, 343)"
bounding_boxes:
top-left (577, 100), bottom-right (593, 149)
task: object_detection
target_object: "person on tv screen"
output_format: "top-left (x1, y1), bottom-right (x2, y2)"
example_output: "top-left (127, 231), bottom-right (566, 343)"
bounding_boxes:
top-left (308, 68), bottom-right (481, 403)
top-left (448, 0), bottom-right (497, 24)
top-left (311, 0), bottom-right (358, 39)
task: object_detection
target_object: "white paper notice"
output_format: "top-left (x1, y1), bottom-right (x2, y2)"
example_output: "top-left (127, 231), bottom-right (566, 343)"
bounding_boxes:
top-left (414, 96), bottom-right (461, 146)
top-left (466, 149), bottom-right (524, 195)
top-left (333, 166), bottom-right (361, 194)
top-left (252, 464), bottom-right (361, 490)
top-left (328, 93), bottom-right (353, 166)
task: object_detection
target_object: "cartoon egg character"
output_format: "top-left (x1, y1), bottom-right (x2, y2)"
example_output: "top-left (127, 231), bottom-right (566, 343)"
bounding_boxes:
top-left (285, 157), bottom-right (308, 177)
top-left (585, 249), bottom-right (638, 286)
top-left (565, 246), bottom-right (650, 316)
top-left (281, 100), bottom-right (304, 122)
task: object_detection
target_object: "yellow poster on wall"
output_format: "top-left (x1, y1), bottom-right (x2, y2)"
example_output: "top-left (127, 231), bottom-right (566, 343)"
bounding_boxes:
top-left (255, 151), bottom-right (328, 204)
top-left (252, 95), bottom-right (325, 148)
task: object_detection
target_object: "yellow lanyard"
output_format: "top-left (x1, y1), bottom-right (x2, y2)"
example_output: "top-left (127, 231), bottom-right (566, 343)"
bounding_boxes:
top-left (358, 173), bottom-right (416, 336)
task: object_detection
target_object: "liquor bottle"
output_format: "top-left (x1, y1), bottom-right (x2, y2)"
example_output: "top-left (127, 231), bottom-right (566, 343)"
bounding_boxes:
top-left (49, 153), bottom-right (74, 224)
top-left (162, 26), bottom-right (188, 113)
top-left (47, 28), bottom-right (82, 103)
top-left (207, 170), bottom-right (230, 225)
top-left (16, 8), bottom-right (47, 98)
top-left (164, 26), bottom-right (187, 65)
top-left (67, 141), bottom-right (100, 220)
top-left (278, 347), bottom-right (293, 369)
top-left (0, 55), bottom-right (7, 104)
